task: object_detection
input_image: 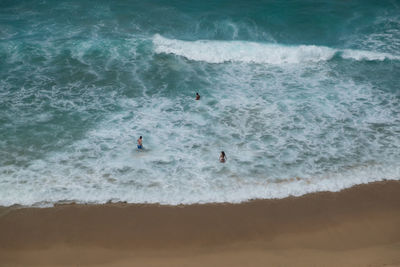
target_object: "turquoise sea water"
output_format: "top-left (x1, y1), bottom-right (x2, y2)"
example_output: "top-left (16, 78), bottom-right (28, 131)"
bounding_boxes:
top-left (1, 0), bottom-right (400, 206)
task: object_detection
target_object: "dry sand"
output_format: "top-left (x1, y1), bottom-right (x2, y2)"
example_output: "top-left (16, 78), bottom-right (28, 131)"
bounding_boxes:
top-left (1, 180), bottom-right (400, 266)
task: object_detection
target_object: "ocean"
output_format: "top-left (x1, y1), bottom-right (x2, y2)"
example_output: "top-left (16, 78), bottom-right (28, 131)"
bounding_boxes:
top-left (1, 0), bottom-right (400, 206)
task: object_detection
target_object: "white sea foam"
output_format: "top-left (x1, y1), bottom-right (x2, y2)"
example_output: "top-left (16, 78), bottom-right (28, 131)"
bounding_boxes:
top-left (1, 68), bottom-right (400, 207)
top-left (1, 155), bottom-right (399, 207)
top-left (153, 34), bottom-right (400, 64)
top-left (341, 49), bottom-right (399, 61)
top-left (1, 34), bottom-right (400, 207)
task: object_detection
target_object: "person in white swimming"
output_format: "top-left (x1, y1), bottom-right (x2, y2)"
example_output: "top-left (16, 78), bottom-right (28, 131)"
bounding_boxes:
top-left (195, 92), bottom-right (200, 100)
top-left (219, 151), bottom-right (227, 163)
top-left (137, 136), bottom-right (143, 149)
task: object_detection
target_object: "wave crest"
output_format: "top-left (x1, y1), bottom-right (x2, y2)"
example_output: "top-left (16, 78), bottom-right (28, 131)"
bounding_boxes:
top-left (153, 34), bottom-right (400, 64)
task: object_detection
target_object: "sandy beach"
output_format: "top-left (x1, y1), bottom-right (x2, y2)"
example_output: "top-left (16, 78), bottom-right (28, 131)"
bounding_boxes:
top-left (1, 180), bottom-right (400, 266)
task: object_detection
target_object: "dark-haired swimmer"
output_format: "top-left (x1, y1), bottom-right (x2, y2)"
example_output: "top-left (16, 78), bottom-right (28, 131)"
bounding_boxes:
top-left (195, 92), bottom-right (200, 100)
top-left (137, 136), bottom-right (143, 149)
top-left (219, 151), bottom-right (227, 163)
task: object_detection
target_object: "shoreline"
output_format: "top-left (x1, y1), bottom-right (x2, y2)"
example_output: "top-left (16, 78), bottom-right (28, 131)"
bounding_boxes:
top-left (1, 180), bottom-right (400, 266)
top-left (2, 177), bottom-right (398, 209)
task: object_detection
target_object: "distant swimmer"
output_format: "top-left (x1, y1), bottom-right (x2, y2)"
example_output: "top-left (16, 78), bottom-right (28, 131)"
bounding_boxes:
top-left (137, 136), bottom-right (143, 149)
top-left (219, 151), bottom-right (227, 163)
top-left (195, 92), bottom-right (200, 100)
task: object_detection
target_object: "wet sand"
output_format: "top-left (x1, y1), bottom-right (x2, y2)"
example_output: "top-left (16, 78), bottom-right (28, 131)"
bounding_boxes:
top-left (1, 180), bottom-right (400, 266)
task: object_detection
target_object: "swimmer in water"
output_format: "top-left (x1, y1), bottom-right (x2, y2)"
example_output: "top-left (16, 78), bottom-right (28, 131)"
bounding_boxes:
top-left (195, 92), bottom-right (200, 100)
top-left (219, 151), bottom-right (227, 163)
top-left (137, 136), bottom-right (143, 149)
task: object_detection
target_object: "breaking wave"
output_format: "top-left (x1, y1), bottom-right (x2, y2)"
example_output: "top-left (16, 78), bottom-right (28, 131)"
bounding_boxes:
top-left (153, 34), bottom-right (400, 64)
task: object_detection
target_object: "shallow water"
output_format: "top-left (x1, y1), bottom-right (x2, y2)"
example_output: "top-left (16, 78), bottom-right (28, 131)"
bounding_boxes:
top-left (1, 0), bottom-right (400, 206)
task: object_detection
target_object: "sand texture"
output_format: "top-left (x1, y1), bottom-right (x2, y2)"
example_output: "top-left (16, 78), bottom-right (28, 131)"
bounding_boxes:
top-left (1, 181), bottom-right (400, 266)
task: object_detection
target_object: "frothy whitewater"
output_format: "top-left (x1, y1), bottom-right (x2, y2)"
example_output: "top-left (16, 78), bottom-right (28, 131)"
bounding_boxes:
top-left (1, 0), bottom-right (400, 206)
top-left (153, 34), bottom-right (400, 64)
